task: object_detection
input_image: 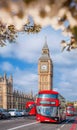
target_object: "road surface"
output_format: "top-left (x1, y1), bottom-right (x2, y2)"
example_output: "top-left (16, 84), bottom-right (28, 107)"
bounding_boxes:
top-left (0, 116), bottom-right (77, 130)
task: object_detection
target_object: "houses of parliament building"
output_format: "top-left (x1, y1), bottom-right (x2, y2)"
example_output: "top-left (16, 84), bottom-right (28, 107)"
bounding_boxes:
top-left (0, 73), bottom-right (33, 109)
top-left (0, 40), bottom-right (53, 110)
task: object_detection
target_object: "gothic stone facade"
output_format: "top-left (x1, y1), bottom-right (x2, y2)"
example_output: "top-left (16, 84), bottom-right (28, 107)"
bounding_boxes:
top-left (0, 73), bottom-right (33, 109)
top-left (38, 41), bottom-right (53, 91)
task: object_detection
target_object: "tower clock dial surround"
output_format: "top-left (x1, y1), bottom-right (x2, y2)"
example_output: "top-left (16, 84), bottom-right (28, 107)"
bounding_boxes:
top-left (41, 64), bottom-right (47, 71)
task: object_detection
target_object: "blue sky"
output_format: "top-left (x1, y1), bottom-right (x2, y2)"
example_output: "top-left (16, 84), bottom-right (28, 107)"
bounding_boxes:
top-left (0, 26), bottom-right (77, 101)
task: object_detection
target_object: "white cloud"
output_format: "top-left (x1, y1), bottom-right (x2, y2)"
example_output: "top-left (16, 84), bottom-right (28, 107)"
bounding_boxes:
top-left (53, 66), bottom-right (77, 101)
top-left (13, 68), bottom-right (38, 94)
top-left (0, 34), bottom-right (44, 63)
top-left (0, 62), bottom-right (14, 72)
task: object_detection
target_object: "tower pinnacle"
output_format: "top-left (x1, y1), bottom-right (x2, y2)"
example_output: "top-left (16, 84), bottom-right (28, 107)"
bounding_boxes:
top-left (43, 36), bottom-right (49, 50)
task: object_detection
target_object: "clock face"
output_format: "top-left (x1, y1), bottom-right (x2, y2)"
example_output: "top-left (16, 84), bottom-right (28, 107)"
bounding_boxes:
top-left (41, 64), bottom-right (47, 70)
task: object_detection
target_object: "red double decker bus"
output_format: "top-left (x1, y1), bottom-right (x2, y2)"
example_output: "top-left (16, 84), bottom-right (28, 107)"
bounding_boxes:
top-left (36, 90), bottom-right (66, 123)
top-left (66, 105), bottom-right (75, 116)
top-left (25, 101), bottom-right (36, 116)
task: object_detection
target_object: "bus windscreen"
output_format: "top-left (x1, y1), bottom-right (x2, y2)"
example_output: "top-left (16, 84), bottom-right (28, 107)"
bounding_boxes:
top-left (38, 94), bottom-right (58, 99)
top-left (37, 106), bottom-right (58, 117)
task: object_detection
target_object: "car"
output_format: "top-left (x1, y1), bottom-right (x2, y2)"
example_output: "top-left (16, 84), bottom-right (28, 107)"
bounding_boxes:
top-left (0, 108), bottom-right (11, 119)
top-left (8, 109), bottom-right (21, 117)
top-left (19, 110), bottom-right (27, 116)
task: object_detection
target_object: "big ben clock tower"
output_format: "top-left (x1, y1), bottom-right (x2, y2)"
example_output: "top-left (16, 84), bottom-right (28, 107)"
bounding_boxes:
top-left (38, 40), bottom-right (53, 91)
